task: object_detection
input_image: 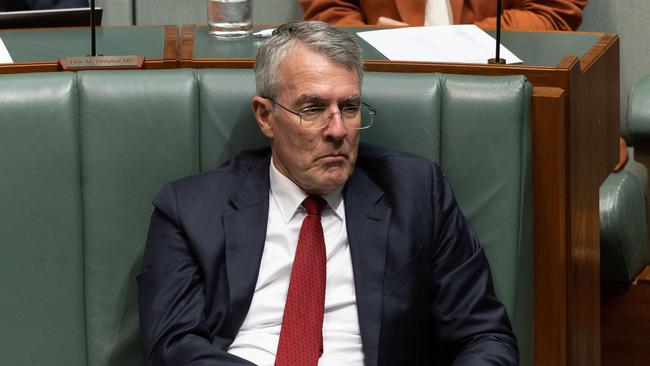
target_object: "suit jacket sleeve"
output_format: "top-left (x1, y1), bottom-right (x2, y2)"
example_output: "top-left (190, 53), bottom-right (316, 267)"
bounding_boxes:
top-left (138, 183), bottom-right (254, 366)
top-left (429, 162), bottom-right (519, 365)
top-left (299, 0), bottom-right (367, 25)
top-left (475, 0), bottom-right (586, 31)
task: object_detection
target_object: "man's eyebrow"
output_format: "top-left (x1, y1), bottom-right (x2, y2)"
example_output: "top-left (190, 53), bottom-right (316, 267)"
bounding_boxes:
top-left (294, 94), bottom-right (327, 105)
top-left (294, 94), bottom-right (361, 105)
top-left (341, 95), bottom-right (361, 104)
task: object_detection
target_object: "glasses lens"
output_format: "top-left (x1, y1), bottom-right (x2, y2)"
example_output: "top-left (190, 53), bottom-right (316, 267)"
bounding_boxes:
top-left (299, 102), bottom-right (375, 130)
top-left (300, 107), bottom-right (327, 129)
top-left (358, 103), bottom-right (375, 129)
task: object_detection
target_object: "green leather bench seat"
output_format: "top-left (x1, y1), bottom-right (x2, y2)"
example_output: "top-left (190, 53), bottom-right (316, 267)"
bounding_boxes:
top-left (0, 69), bottom-right (532, 366)
top-left (79, 70), bottom-right (201, 366)
top-left (600, 73), bottom-right (650, 282)
top-left (627, 74), bottom-right (650, 141)
top-left (0, 73), bottom-right (86, 366)
top-left (600, 151), bottom-right (648, 282)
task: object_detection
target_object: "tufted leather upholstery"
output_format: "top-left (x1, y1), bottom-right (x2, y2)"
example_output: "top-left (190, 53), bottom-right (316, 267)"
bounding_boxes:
top-left (600, 74), bottom-right (650, 282)
top-left (0, 69), bottom-right (532, 366)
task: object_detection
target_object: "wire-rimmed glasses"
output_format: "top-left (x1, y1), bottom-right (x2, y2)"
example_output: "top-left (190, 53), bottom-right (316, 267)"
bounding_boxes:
top-left (264, 98), bottom-right (376, 130)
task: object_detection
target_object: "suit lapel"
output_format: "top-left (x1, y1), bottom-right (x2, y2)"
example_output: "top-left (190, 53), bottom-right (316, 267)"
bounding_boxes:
top-left (344, 169), bottom-right (391, 366)
top-left (222, 157), bottom-right (270, 335)
top-left (220, 153), bottom-right (392, 364)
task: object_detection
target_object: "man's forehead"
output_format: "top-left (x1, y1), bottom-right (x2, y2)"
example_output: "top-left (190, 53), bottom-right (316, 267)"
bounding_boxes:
top-left (277, 44), bottom-right (360, 81)
top-left (276, 55), bottom-right (360, 100)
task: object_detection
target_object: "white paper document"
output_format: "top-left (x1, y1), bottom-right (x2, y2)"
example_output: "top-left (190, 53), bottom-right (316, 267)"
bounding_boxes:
top-left (357, 25), bottom-right (522, 64)
top-left (0, 37), bottom-right (13, 64)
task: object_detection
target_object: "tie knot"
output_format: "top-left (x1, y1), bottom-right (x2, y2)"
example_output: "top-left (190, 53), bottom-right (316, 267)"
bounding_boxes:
top-left (302, 195), bottom-right (327, 216)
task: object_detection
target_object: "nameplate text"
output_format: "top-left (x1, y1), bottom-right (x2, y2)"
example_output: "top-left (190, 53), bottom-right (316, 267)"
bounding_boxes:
top-left (59, 55), bottom-right (145, 71)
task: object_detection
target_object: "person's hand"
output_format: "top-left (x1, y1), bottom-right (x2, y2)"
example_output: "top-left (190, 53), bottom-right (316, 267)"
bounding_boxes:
top-left (376, 16), bottom-right (409, 26)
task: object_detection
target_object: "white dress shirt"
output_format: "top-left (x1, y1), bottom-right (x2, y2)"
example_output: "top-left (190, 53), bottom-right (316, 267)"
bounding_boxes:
top-left (425, 0), bottom-right (453, 26)
top-left (227, 160), bottom-right (364, 366)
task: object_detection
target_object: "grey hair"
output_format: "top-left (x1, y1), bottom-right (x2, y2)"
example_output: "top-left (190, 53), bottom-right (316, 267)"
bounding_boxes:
top-left (254, 20), bottom-right (363, 99)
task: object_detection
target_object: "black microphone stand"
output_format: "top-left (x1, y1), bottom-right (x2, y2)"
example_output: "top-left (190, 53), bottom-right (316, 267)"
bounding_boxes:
top-left (90, 0), bottom-right (96, 57)
top-left (488, 0), bottom-right (506, 64)
top-left (59, 0), bottom-right (148, 70)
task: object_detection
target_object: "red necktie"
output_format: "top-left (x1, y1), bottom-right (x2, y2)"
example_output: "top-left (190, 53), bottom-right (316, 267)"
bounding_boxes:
top-left (275, 195), bottom-right (327, 366)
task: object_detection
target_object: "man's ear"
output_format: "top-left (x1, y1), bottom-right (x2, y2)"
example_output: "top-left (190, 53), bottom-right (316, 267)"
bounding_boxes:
top-left (252, 96), bottom-right (274, 139)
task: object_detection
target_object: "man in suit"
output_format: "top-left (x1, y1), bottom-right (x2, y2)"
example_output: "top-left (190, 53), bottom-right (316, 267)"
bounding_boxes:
top-left (138, 20), bottom-right (518, 366)
top-left (300, 0), bottom-right (587, 30)
top-left (0, 0), bottom-right (88, 12)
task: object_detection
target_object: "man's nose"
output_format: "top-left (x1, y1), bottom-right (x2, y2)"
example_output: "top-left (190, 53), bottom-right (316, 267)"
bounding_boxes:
top-left (323, 112), bottom-right (349, 140)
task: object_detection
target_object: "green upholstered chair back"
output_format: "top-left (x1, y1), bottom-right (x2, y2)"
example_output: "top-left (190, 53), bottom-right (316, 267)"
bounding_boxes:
top-left (599, 74), bottom-right (650, 282)
top-left (0, 69), bottom-right (531, 366)
top-left (360, 72), bottom-right (533, 366)
top-left (96, 0), bottom-right (134, 26)
top-left (600, 157), bottom-right (648, 282)
top-left (580, 0), bottom-right (650, 141)
top-left (0, 73), bottom-right (86, 366)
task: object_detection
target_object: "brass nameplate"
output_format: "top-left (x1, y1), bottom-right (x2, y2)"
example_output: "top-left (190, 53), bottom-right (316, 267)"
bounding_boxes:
top-left (59, 55), bottom-right (145, 71)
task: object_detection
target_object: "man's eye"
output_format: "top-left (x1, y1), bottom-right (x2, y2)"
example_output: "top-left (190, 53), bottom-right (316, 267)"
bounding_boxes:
top-left (341, 105), bottom-right (360, 115)
top-left (301, 107), bottom-right (326, 116)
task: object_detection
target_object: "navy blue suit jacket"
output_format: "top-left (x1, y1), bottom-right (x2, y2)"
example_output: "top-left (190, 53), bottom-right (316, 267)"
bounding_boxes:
top-left (138, 143), bottom-right (518, 366)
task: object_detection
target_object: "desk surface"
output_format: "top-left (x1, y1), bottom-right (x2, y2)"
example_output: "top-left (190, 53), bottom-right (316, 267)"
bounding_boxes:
top-left (0, 25), bottom-right (605, 72)
top-left (191, 26), bottom-right (601, 68)
top-left (0, 26), bottom-right (164, 62)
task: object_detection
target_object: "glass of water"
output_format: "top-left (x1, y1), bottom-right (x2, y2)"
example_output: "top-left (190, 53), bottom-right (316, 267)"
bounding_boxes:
top-left (207, 0), bottom-right (253, 38)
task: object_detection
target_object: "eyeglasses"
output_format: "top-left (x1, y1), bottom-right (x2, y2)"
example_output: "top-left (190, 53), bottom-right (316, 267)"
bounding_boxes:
top-left (265, 98), bottom-right (376, 130)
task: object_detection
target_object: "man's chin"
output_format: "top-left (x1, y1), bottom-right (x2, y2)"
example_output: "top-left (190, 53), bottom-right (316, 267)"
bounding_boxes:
top-left (303, 175), bottom-right (349, 195)
top-left (321, 173), bottom-right (352, 192)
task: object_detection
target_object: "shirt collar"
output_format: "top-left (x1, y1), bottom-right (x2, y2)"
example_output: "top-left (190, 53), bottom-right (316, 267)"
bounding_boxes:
top-left (269, 158), bottom-right (344, 224)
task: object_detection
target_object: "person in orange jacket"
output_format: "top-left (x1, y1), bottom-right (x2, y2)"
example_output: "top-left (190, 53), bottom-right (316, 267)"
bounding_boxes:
top-left (300, 0), bottom-right (587, 30)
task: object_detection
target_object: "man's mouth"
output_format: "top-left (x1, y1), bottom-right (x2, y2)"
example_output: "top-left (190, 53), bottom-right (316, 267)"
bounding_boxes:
top-left (317, 153), bottom-right (347, 163)
top-left (319, 152), bottom-right (347, 159)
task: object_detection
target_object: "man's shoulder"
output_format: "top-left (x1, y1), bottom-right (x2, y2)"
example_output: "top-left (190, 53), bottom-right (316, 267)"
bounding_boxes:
top-left (355, 142), bottom-right (442, 191)
top-left (357, 142), bottom-right (436, 170)
top-left (164, 147), bottom-right (270, 197)
top-left (151, 147), bottom-right (270, 220)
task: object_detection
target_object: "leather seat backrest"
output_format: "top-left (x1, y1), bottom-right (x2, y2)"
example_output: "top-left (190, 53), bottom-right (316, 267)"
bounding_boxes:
top-left (0, 68), bottom-right (531, 366)
top-left (77, 69), bottom-right (201, 366)
top-left (0, 72), bottom-right (86, 366)
top-left (198, 69), bottom-right (533, 365)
